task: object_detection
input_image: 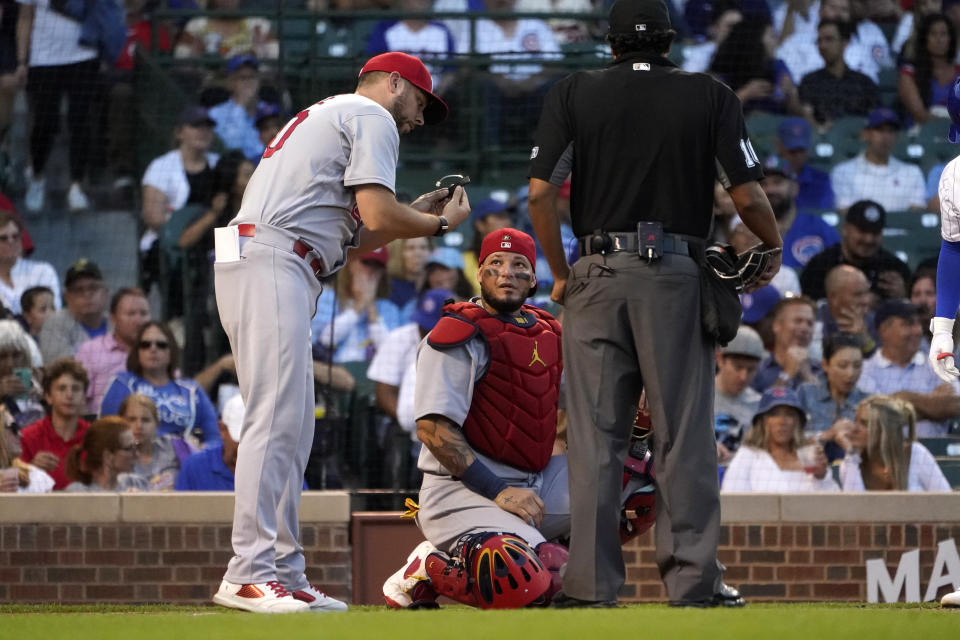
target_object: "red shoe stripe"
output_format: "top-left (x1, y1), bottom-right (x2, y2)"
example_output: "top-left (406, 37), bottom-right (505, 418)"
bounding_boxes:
top-left (292, 590), bottom-right (315, 603)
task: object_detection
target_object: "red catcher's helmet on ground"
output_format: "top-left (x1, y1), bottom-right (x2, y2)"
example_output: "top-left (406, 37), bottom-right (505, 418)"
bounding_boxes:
top-left (465, 533), bottom-right (552, 609)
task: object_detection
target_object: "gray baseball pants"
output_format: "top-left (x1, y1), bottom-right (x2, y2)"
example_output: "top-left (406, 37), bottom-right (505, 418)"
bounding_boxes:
top-left (561, 251), bottom-right (721, 604)
top-left (416, 454), bottom-right (570, 554)
top-left (215, 227), bottom-right (322, 589)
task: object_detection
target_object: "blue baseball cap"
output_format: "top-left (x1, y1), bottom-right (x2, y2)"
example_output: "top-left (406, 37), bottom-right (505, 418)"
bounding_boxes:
top-left (874, 299), bottom-right (918, 329)
top-left (948, 76), bottom-right (960, 142)
top-left (778, 117), bottom-right (812, 151)
top-left (471, 196), bottom-right (510, 221)
top-left (254, 102), bottom-right (282, 127)
top-left (226, 54), bottom-right (258, 75)
top-left (426, 247), bottom-right (463, 270)
top-left (866, 107), bottom-right (900, 130)
top-left (411, 288), bottom-right (455, 331)
top-left (740, 285), bottom-right (781, 324)
top-left (754, 386), bottom-right (807, 426)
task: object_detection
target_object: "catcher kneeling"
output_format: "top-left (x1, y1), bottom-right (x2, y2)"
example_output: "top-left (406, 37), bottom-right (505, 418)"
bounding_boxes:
top-left (382, 228), bottom-right (654, 610)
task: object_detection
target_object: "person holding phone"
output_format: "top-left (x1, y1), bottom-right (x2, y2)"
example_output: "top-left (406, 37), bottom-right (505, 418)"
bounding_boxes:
top-left (0, 319), bottom-right (43, 431)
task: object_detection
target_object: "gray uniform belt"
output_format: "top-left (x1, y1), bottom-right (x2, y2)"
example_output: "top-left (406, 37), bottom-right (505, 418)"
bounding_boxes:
top-left (578, 231), bottom-right (690, 258)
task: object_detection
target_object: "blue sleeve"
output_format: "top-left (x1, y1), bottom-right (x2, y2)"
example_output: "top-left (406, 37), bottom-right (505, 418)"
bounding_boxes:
top-left (936, 239), bottom-right (960, 318)
top-left (818, 174), bottom-right (836, 210)
top-left (99, 379), bottom-right (128, 417)
top-left (193, 383), bottom-right (222, 446)
top-left (174, 457), bottom-right (197, 490)
top-left (927, 164), bottom-right (945, 200)
top-left (378, 299), bottom-right (402, 331)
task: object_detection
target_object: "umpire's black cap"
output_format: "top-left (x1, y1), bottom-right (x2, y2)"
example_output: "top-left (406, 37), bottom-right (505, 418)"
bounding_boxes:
top-left (609, 0), bottom-right (672, 34)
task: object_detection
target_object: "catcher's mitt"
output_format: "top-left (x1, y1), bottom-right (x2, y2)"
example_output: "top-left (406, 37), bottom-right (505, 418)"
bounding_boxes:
top-left (705, 243), bottom-right (781, 292)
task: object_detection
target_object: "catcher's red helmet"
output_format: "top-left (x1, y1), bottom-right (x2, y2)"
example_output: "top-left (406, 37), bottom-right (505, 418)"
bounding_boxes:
top-left (468, 533), bottom-right (551, 609)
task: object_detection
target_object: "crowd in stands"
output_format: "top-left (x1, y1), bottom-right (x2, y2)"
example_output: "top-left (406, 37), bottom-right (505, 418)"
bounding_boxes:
top-left (0, 0), bottom-right (958, 494)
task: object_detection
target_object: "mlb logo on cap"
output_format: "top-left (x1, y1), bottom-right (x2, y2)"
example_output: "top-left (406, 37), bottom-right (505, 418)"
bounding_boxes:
top-left (501, 233), bottom-right (513, 249)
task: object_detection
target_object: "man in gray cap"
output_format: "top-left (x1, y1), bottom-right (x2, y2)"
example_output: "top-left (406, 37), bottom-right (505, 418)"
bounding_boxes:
top-left (715, 325), bottom-right (765, 462)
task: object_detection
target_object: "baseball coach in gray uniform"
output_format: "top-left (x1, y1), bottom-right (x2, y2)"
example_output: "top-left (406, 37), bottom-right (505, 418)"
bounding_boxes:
top-left (211, 52), bottom-right (471, 613)
top-left (528, 0), bottom-right (781, 608)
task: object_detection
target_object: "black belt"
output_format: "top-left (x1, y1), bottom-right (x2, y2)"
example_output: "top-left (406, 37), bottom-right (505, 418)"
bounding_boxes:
top-left (577, 231), bottom-right (690, 258)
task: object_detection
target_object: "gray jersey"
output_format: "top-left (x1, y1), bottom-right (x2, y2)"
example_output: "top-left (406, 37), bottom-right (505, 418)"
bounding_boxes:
top-left (232, 93), bottom-right (400, 275)
top-left (413, 317), bottom-right (547, 482)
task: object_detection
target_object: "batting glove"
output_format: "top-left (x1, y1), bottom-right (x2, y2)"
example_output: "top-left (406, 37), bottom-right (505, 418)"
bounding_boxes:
top-left (929, 317), bottom-right (959, 382)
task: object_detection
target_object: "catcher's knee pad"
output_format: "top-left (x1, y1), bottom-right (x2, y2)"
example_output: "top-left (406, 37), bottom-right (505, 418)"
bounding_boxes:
top-left (447, 532), bottom-right (552, 609)
top-left (535, 542), bottom-right (568, 603)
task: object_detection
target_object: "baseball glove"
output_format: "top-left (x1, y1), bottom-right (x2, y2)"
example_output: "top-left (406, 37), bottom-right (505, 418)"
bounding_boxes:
top-left (705, 243), bottom-right (781, 292)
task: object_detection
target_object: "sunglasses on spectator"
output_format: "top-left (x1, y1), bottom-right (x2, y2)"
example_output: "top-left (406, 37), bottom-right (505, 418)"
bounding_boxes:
top-left (118, 442), bottom-right (140, 453)
top-left (138, 340), bottom-right (169, 350)
top-left (0, 233), bottom-right (21, 243)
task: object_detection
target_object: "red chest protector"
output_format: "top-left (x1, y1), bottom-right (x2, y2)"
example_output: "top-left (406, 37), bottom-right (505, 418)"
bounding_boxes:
top-left (428, 301), bottom-right (562, 472)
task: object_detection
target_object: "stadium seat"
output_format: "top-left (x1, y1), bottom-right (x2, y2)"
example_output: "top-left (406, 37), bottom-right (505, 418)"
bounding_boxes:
top-left (918, 437), bottom-right (960, 456)
top-left (746, 112), bottom-right (783, 161)
top-left (882, 210), bottom-right (941, 269)
top-left (936, 458), bottom-right (960, 489)
top-left (823, 116), bottom-right (867, 162)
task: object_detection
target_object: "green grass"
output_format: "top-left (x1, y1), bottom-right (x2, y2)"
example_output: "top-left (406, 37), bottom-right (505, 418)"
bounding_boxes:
top-left (1, 604), bottom-right (958, 640)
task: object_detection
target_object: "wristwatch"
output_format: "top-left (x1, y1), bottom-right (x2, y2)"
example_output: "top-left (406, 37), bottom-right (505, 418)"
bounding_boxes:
top-left (434, 215), bottom-right (449, 237)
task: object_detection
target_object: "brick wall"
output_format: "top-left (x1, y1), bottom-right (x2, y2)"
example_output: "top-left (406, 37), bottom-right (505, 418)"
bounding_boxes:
top-left (0, 523), bottom-right (350, 604)
top-left (3, 493), bottom-right (960, 605)
top-left (620, 523), bottom-right (960, 602)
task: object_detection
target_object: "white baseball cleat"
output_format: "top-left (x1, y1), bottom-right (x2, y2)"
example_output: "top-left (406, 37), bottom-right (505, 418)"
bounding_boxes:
top-left (942, 588), bottom-right (960, 607)
top-left (212, 580), bottom-right (309, 613)
top-left (382, 540), bottom-right (440, 609)
top-left (290, 583), bottom-right (348, 612)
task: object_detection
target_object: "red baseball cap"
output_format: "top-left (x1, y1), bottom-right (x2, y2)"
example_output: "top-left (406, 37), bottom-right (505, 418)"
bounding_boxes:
top-left (479, 228), bottom-right (537, 273)
top-left (359, 52), bottom-right (448, 125)
top-left (360, 246), bottom-right (389, 266)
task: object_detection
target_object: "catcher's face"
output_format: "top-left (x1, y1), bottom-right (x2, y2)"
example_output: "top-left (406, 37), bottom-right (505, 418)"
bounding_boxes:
top-left (478, 251), bottom-right (535, 315)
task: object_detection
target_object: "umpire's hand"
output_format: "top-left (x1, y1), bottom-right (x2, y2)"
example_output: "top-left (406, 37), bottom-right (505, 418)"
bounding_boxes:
top-left (494, 487), bottom-right (545, 527)
top-left (743, 246), bottom-right (782, 293)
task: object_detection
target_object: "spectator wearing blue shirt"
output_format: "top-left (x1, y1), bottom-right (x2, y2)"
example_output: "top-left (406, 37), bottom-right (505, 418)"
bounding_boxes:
top-left (774, 117), bottom-right (835, 214)
top-left (763, 156), bottom-right (840, 271)
top-left (313, 247), bottom-right (402, 363)
top-left (100, 322), bottom-right (220, 446)
top-left (175, 394), bottom-right (308, 491)
top-left (176, 394), bottom-right (241, 491)
top-left (208, 55), bottom-right (269, 163)
top-left (925, 161), bottom-right (946, 213)
top-left (798, 333), bottom-right (868, 462)
top-left (751, 295), bottom-right (823, 392)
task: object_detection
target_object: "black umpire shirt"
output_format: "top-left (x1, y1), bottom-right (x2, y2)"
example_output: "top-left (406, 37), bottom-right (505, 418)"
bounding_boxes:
top-left (529, 51), bottom-right (764, 239)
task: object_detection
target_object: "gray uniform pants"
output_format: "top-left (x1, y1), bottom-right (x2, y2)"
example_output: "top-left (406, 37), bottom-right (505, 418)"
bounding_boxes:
top-left (416, 455), bottom-right (570, 554)
top-left (562, 251), bottom-right (720, 604)
top-left (215, 230), bottom-right (322, 589)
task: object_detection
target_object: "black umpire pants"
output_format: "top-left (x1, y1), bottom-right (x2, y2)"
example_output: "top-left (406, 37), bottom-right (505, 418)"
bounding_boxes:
top-left (562, 251), bottom-right (721, 604)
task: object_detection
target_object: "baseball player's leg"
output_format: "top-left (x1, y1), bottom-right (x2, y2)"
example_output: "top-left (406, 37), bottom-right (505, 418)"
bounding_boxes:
top-left (561, 253), bottom-right (643, 603)
top-left (629, 254), bottom-right (720, 604)
top-left (219, 243), bottom-right (318, 585)
top-left (536, 454), bottom-right (570, 541)
top-left (416, 473), bottom-right (546, 552)
top-left (273, 339), bottom-right (315, 590)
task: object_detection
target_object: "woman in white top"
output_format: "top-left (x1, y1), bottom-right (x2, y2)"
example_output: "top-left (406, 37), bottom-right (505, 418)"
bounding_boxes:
top-left (838, 395), bottom-right (951, 491)
top-left (722, 387), bottom-right (839, 492)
